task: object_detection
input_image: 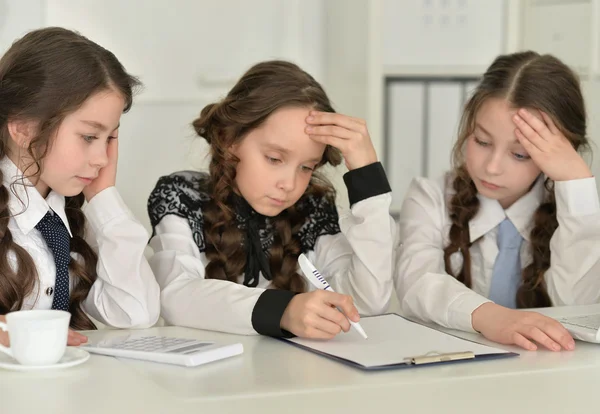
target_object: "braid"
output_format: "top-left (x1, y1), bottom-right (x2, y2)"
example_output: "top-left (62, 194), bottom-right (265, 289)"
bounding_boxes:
top-left (64, 193), bottom-right (98, 330)
top-left (443, 169), bottom-right (480, 287)
top-left (517, 179), bottom-right (555, 308)
top-left (192, 60), bottom-right (343, 290)
top-left (0, 170), bottom-right (37, 313)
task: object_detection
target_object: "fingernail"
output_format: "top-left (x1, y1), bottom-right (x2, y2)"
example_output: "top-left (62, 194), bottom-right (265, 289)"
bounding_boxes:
top-left (568, 341), bottom-right (575, 350)
top-left (553, 343), bottom-right (560, 351)
top-left (513, 115), bottom-right (521, 122)
top-left (306, 116), bottom-right (314, 121)
top-left (519, 108), bottom-right (528, 116)
top-left (305, 126), bottom-right (313, 132)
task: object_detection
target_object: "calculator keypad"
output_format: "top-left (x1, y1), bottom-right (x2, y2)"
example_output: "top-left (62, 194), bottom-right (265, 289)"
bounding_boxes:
top-left (98, 336), bottom-right (211, 353)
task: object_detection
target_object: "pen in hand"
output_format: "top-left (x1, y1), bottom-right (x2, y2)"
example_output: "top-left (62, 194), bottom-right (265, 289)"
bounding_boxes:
top-left (298, 254), bottom-right (368, 339)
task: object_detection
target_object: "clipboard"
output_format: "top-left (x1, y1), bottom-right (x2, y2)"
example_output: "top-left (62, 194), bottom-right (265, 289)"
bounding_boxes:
top-left (280, 313), bottom-right (518, 371)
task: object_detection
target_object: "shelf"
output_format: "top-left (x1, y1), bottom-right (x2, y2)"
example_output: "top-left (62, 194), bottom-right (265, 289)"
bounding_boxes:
top-left (382, 65), bottom-right (487, 78)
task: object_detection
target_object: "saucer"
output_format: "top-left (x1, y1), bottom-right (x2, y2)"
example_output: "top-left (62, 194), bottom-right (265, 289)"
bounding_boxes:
top-left (0, 347), bottom-right (90, 371)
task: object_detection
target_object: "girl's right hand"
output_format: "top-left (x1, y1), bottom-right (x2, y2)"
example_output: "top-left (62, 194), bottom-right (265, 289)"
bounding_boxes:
top-left (0, 314), bottom-right (87, 347)
top-left (305, 111), bottom-right (378, 171)
top-left (83, 137), bottom-right (119, 202)
top-left (472, 302), bottom-right (575, 351)
top-left (280, 290), bottom-right (360, 339)
top-left (513, 109), bottom-right (592, 181)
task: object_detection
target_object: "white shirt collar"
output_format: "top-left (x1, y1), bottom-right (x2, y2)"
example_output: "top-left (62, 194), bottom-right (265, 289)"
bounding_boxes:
top-left (0, 157), bottom-right (73, 237)
top-left (468, 175), bottom-right (546, 243)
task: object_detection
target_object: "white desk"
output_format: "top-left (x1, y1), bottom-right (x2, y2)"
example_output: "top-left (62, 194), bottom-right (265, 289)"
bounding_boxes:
top-left (2, 307), bottom-right (599, 414)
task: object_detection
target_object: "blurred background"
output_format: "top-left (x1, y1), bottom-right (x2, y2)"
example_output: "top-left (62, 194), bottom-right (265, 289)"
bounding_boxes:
top-left (1, 0), bottom-right (596, 231)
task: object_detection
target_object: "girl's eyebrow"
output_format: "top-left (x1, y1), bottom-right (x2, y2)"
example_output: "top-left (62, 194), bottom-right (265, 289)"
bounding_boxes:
top-left (475, 122), bottom-right (492, 137)
top-left (263, 143), bottom-right (321, 163)
top-left (263, 142), bottom-right (290, 154)
top-left (80, 120), bottom-right (120, 132)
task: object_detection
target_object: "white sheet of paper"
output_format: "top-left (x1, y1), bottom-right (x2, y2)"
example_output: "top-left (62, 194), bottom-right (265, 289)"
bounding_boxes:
top-left (284, 314), bottom-right (510, 368)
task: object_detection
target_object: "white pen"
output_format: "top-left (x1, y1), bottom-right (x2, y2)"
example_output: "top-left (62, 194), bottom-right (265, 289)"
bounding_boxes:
top-left (297, 254), bottom-right (368, 339)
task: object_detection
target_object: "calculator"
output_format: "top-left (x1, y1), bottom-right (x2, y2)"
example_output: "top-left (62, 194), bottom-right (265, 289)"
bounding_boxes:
top-left (81, 334), bottom-right (244, 367)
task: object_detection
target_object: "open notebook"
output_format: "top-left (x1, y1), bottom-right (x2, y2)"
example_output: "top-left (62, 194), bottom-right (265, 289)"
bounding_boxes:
top-left (282, 314), bottom-right (517, 371)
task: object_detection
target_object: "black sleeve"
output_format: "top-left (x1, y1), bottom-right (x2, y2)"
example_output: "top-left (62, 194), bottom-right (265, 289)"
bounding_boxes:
top-left (343, 162), bottom-right (391, 206)
top-left (251, 289), bottom-right (297, 338)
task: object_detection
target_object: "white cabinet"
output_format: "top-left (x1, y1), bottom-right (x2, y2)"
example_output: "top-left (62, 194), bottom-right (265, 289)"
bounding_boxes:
top-left (522, 0), bottom-right (593, 76)
top-left (385, 78), bottom-right (476, 206)
top-left (425, 82), bottom-right (464, 179)
top-left (387, 83), bottom-right (425, 207)
top-left (382, 0), bottom-right (505, 68)
top-left (46, 0), bottom-right (325, 104)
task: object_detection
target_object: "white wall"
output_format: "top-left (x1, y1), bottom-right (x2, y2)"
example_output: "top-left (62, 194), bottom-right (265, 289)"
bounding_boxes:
top-left (0, 0), bottom-right (45, 50)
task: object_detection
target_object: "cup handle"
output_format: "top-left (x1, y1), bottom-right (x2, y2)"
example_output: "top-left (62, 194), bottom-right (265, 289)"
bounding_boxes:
top-left (0, 321), bottom-right (13, 357)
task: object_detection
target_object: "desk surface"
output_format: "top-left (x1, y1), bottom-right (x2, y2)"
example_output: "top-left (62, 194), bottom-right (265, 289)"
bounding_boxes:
top-left (2, 305), bottom-right (600, 414)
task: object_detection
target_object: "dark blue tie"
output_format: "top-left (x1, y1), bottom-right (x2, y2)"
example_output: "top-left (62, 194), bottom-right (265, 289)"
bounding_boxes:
top-left (35, 211), bottom-right (71, 311)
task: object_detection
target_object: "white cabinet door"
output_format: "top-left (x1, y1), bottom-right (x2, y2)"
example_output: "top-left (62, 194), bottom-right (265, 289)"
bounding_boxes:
top-left (521, 0), bottom-right (592, 75)
top-left (382, 0), bottom-right (505, 67)
top-left (386, 79), bottom-right (476, 213)
top-left (387, 83), bottom-right (425, 211)
top-left (427, 82), bottom-right (463, 180)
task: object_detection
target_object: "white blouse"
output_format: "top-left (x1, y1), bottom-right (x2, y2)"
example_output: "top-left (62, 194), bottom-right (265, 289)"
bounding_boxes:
top-left (396, 173), bottom-right (600, 333)
top-left (148, 162), bottom-right (396, 336)
top-left (2, 158), bottom-right (160, 328)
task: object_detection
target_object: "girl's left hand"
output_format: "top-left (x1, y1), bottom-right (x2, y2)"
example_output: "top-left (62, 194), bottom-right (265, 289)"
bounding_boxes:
top-left (83, 138), bottom-right (118, 202)
top-left (513, 108), bottom-right (592, 181)
top-left (305, 111), bottom-right (378, 171)
top-left (472, 303), bottom-right (574, 352)
top-left (67, 330), bottom-right (88, 346)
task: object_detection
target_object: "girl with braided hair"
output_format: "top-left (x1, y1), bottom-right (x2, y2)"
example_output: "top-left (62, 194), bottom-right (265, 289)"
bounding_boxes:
top-left (148, 60), bottom-right (395, 339)
top-left (0, 27), bottom-right (160, 347)
top-left (395, 51), bottom-right (600, 351)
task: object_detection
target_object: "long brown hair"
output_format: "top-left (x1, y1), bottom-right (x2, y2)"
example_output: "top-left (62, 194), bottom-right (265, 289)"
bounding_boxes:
top-left (0, 27), bottom-right (140, 328)
top-left (444, 51), bottom-right (588, 308)
top-left (192, 60), bottom-right (342, 292)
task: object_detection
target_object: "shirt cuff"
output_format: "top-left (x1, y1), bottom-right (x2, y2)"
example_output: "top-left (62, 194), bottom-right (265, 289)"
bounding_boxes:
top-left (83, 187), bottom-right (135, 233)
top-left (555, 177), bottom-right (600, 217)
top-left (447, 291), bottom-right (491, 333)
top-left (343, 162), bottom-right (391, 206)
top-left (251, 289), bottom-right (297, 337)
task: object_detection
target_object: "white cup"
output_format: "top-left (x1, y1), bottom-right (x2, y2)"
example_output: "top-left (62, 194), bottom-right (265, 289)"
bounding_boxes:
top-left (0, 310), bottom-right (70, 365)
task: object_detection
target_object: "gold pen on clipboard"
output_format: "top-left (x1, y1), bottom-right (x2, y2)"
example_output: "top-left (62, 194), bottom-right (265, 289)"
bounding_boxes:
top-left (405, 351), bottom-right (475, 365)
